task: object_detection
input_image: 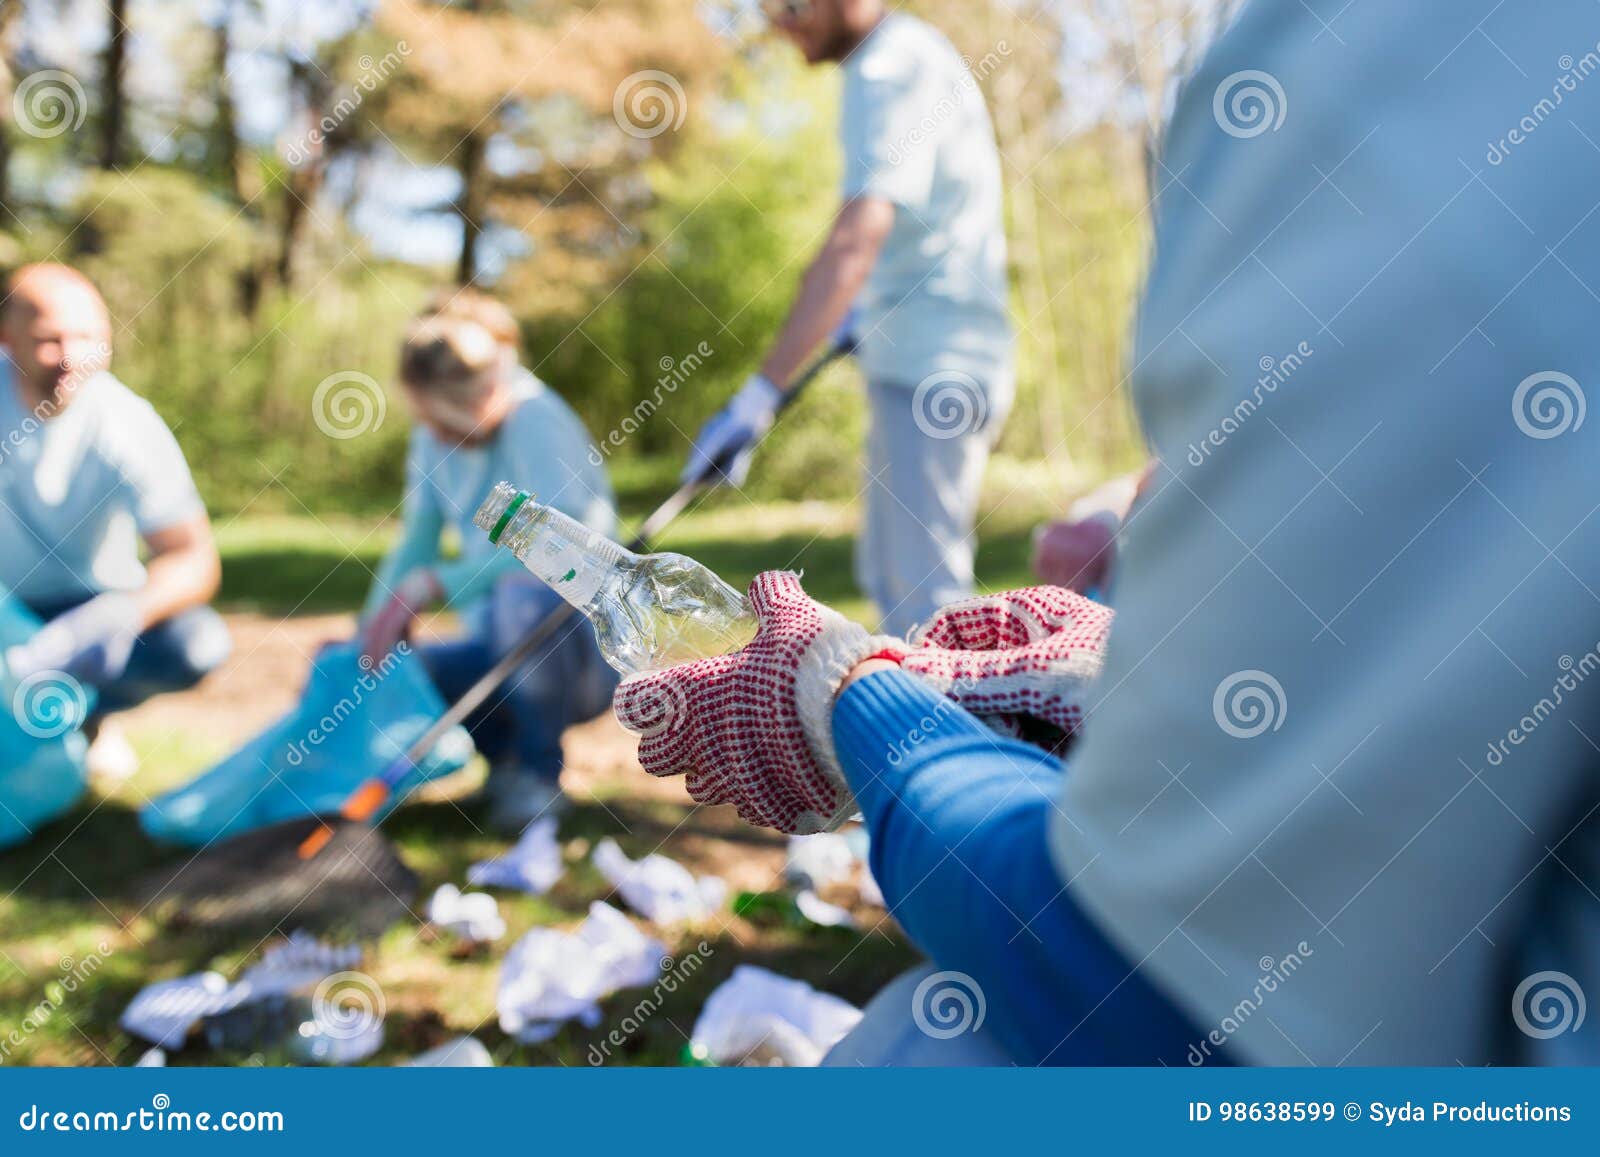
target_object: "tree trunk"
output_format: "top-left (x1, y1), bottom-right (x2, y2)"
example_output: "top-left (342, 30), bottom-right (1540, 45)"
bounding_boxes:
top-left (455, 130), bottom-right (486, 286)
top-left (99, 0), bottom-right (128, 170)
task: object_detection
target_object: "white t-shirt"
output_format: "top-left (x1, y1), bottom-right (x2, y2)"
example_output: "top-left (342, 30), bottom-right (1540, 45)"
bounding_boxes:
top-left (839, 14), bottom-right (1014, 391)
top-left (0, 359), bottom-right (203, 604)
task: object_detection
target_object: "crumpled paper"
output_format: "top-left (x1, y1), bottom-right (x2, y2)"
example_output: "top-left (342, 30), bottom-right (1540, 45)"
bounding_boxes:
top-left (403, 1036), bottom-right (494, 1067)
top-left (121, 972), bottom-right (237, 1049)
top-left (689, 965), bottom-right (862, 1067)
top-left (785, 833), bottom-right (857, 890)
top-left (593, 838), bottom-right (726, 925)
top-left (428, 884), bottom-right (506, 942)
top-left (497, 902), bottom-right (664, 1044)
top-left (468, 816), bottom-right (563, 894)
top-left (119, 932), bottom-right (363, 1050)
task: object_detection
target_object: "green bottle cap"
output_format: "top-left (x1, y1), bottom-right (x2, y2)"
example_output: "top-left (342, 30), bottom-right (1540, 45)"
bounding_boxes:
top-left (487, 490), bottom-right (531, 545)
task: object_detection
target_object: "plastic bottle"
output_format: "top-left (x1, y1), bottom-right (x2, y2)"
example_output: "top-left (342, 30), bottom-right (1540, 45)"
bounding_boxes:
top-left (474, 482), bottom-right (758, 676)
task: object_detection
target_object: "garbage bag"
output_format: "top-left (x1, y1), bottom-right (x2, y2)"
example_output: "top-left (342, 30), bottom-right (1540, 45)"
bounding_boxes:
top-left (140, 643), bottom-right (473, 845)
top-left (0, 591), bottom-right (93, 851)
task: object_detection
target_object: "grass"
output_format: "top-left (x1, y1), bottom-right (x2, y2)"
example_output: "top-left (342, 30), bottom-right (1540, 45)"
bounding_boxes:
top-left (0, 460), bottom-right (1070, 1067)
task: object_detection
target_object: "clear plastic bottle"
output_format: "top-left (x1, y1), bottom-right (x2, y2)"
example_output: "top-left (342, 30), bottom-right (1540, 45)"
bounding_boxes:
top-left (474, 482), bottom-right (758, 676)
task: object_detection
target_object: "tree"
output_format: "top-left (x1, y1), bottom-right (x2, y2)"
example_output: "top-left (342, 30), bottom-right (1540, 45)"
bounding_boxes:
top-left (374, 0), bottom-right (720, 286)
top-left (99, 0), bottom-right (128, 168)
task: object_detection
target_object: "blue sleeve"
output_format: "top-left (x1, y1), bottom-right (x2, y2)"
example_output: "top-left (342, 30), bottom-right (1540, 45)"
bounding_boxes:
top-left (831, 670), bottom-right (1221, 1066)
top-left (362, 438), bottom-right (444, 621)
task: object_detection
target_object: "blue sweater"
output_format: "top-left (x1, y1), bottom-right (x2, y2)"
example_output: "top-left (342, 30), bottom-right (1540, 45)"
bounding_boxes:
top-left (832, 670), bottom-right (1220, 1066)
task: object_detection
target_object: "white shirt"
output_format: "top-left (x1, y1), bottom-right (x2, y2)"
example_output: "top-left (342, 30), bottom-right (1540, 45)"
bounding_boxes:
top-left (0, 360), bottom-right (203, 604)
top-left (839, 14), bottom-right (1014, 391)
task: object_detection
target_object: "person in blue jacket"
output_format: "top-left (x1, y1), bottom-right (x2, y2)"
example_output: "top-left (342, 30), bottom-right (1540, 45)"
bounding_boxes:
top-left (360, 292), bottom-right (618, 832)
top-left (610, 0), bottom-right (1600, 1065)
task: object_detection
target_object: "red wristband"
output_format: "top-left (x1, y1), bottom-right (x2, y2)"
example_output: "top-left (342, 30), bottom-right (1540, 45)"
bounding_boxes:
top-left (862, 648), bottom-right (905, 665)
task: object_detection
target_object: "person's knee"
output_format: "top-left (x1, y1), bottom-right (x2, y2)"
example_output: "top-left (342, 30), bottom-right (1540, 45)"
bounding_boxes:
top-left (156, 606), bottom-right (232, 688)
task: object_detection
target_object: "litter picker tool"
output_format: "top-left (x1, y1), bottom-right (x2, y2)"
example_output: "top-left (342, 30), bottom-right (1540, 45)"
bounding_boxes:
top-left (296, 338), bottom-right (854, 861)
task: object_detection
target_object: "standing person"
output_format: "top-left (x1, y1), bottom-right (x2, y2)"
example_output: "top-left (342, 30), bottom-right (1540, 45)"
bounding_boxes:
top-left (359, 294), bottom-right (618, 832)
top-left (612, 1), bottom-right (1600, 1065)
top-left (682, 0), bottom-right (1014, 637)
top-left (0, 264), bottom-right (230, 776)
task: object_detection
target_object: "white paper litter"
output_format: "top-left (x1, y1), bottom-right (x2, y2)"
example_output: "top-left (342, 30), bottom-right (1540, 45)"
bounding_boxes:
top-left (468, 816), bottom-right (563, 894)
top-left (428, 884), bottom-right (506, 942)
top-left (593, 838), bottom-right (726, 925)
top-left (230, 931), bottom-right (363, 1003)
top-left (689, 965), bottom-right (862, 1067)
top-left (119, 971), bottom-right (240, 1049)
top-left (403, 1036), bottom-right (494, 1067)
top-left (794, 888), bottom-right (858, 929)
top-left (785, 833), bottom-right (857, 890)
top-left (497, 902), bottom-right (665, 1044)
top-left (119, 933), bottom-right (363, 1050)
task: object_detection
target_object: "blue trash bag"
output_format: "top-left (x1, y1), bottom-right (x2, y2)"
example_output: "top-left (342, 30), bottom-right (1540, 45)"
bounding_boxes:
top-left (0, 592), bottom-right (94, 851)
top-left (141, 642), bottom-right (475, 846)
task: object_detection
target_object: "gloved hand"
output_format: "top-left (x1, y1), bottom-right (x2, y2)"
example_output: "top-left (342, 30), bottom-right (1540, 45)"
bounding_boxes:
top-left (679, 373), bottom-right (783, 487)
top-left (2, 592), bottom-right (144, 685)
top-left (1031, 512), bottom-right (1119, 594)
top-left (902, 585), bottom-right (1112, 738)
top-left (613, 572), bottom-right (897, 833)
top-left (360, 570), bottom-right (441, 665)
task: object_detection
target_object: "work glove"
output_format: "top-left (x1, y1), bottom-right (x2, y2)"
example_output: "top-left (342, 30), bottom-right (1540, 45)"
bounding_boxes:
top-left (613, 571), bottom-right (897, 834)
top-left (901, 585), bottom-right (1113, 739)
top-left (360, 570), bottom-right (441, 665)
top-left (1031, 512), bottom-right (1119, 595)
top-left (2, 592), bottom-right (143, 686)
top-left (679, 373), bottom-right (783, 487)
top-left (613, 574), bottom-right (1113, 834)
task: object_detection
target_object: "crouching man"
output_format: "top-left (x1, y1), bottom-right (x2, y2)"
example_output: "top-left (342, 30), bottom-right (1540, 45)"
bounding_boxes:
top-left (0, 264), bottom-right (229, 771)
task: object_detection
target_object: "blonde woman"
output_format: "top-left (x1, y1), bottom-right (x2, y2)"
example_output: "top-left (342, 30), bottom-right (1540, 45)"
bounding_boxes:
top-left (359, 293), bottom-right (617, 831)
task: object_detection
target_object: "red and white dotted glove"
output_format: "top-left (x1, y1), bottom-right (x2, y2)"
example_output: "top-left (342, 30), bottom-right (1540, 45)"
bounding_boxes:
top-left (901, 586), bottom-right (1113, 739)
top-left (612, 572), bottom-right (896, 834)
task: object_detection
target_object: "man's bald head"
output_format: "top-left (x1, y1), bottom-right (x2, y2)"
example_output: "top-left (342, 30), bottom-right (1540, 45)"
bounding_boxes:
top-left (1, 264), bottom-right (112, 407)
